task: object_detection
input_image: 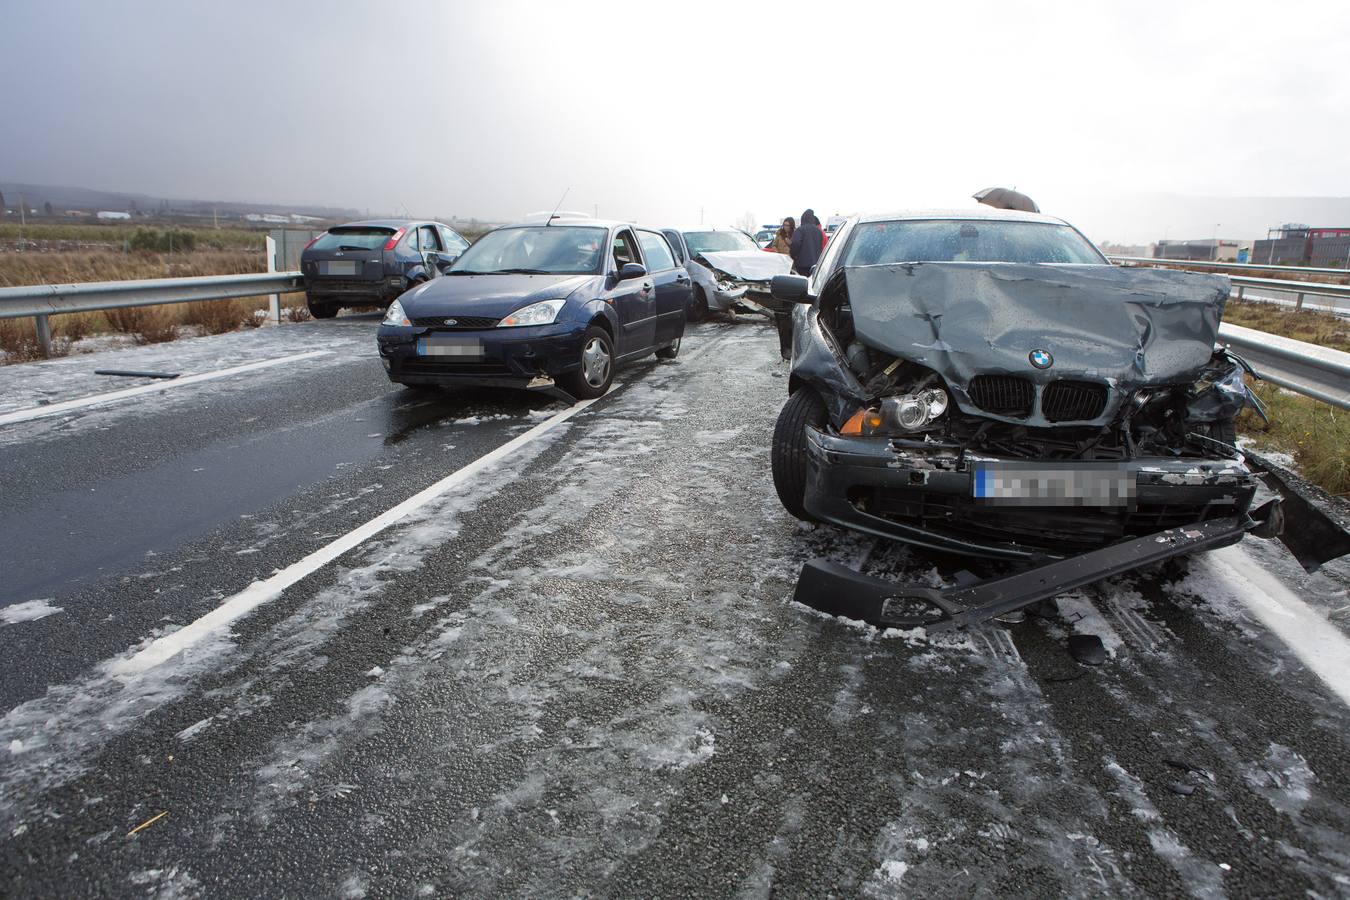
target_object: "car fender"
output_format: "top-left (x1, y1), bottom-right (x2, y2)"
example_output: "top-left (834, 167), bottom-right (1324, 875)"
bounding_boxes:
top-left (571, 296), bottom-right (621, 340)
top-left (788, 303), bottom-right (868, 425)
top-left (402, 263), bottom-right (433, 285)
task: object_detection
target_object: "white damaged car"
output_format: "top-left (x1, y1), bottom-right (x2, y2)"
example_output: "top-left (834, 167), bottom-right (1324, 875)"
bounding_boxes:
top-left (661, 227), bottom-right (792, 323)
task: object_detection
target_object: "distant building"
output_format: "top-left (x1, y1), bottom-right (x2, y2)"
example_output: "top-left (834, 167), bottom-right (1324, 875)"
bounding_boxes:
top-left (245, 213), bottom-right (289, 224)
top-left (1153, 238), bottom-right (1250, 262)
top-left (1252, 224), bottom-right (1350, 267)
top-left (96, 210), bottom-right (131, 220)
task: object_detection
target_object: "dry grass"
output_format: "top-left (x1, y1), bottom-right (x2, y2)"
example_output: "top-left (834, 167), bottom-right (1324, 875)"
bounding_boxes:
top-left (0, 318), bottom-right (67, 361)
top-left (103, 306), bottom-right (179, 344)
top-left (182, 299), bottom-right (250, 335)
top-left (1224, 300), bottom-right (1350, 352)
top-left (0, 249), bottom-right (264, 287)
top-left (1239, 380), bottom-right (1349, 497)
top-left (0, 222), bottom-right (263, 250)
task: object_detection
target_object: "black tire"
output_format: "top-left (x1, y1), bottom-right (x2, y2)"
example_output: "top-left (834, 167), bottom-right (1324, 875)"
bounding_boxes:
top-left (688, 285), bottom-right (709, 322)
top-left (563, 326), bottom-right (615, 400)
top-left (656, 336), bottom-right (681, 360)
top-left (772, 388), bottom-right (828, 520)
top-left (307, 297), bottom-right (338, 319)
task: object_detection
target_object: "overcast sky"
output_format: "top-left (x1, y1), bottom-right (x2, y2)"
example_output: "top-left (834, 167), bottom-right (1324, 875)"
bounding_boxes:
top-left (3, 0), bottom-right (1348, 242)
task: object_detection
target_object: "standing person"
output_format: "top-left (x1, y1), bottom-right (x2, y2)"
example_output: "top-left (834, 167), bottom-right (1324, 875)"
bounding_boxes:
top-left (769, 217), bottom-right (795, 254)
top-left (789, 209), bottom-right (824, 276)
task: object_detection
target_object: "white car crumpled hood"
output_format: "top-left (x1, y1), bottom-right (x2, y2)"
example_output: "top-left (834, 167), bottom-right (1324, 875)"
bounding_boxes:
top-left (698, 250), bottom-right (791, 282)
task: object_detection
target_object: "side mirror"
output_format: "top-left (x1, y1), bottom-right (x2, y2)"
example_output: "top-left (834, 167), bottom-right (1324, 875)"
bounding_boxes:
top-left (618, 262), bottom-right (647, 280)
top-left (771, 273), bottom-right (811, 303)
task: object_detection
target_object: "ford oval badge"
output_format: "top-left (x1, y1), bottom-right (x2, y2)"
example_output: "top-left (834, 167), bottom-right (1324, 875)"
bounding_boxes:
top-left (1029, 349), bottom-right (1053, 369)
top-left (444, 318), bottom-right (458, 326)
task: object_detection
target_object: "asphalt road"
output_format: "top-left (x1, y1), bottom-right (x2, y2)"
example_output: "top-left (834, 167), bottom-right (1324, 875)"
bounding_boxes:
top-left (1, 316), bottom-right (1348, 898)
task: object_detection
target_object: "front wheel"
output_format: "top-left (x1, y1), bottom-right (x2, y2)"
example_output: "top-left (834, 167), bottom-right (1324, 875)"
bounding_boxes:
top-left (688, 286), bottom-right (709, 322)
top-left (564, 326), bottom-right (615, 400)
top-left (771, 388), bottom-right (828, 520)
top-left (656, 336), bottom-right (681, 360)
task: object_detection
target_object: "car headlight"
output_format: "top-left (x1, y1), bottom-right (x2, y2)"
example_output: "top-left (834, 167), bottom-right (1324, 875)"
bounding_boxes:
top-left (497, 298), bottom-right (565, 327)
top-left (383, 298), bottom-right (410, 326)
top-left (842, 389), bottom-right (949, 435)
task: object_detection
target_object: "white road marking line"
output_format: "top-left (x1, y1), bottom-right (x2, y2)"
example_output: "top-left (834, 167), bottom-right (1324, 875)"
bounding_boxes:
top-left (0, 350), bottom-right (332, 427)
top-left (109, 392), bottom-right (603, 674)
top-left (1209, 546), bottom-right (1350, 708)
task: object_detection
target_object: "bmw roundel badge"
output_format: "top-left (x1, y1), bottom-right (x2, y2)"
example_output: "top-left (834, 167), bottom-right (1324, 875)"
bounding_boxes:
top-left (1029, 349), bottom-right (1054, 369)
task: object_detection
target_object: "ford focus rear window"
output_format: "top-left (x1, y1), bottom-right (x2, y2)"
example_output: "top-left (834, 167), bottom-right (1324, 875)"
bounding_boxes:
top-left (843, 220), bottom-right (1105, 267)
top-left (310, 228), bottom-right (395, 252)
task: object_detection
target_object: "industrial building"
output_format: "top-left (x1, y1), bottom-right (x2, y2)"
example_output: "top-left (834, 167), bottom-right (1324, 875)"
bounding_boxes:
top-left (1153, 238), bottom-right (1251, 262)
top-left (1252, 224), bottom-right (1350, 267)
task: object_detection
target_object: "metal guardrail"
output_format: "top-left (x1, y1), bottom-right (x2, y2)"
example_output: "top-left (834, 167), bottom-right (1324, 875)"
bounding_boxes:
top-left (1110, 256), bottom-right (1350, 279)
top-left (0, 271), bottom-right (304, 354)
top-left (1218, 323), bottom-right (1350, 410)
top-left (1112, 257), bottom-right (1350, 312)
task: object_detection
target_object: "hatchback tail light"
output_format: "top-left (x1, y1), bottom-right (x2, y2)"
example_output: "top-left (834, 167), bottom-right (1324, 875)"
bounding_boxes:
top-left (303, 232), bottom-right (325, 250)
top-left (383, 228), bottom-right (406, 251)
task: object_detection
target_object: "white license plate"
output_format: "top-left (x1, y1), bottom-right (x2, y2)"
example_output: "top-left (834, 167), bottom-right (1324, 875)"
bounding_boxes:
top-left (416, 337), bottom-right (483, 357)
top-left (322, 260), bottom-right (358, 276)
top-left (972, 463), bottom-right (1135, 507)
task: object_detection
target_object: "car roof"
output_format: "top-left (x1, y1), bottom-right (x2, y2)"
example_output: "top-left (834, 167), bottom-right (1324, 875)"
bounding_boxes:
top-left (855, 208), bottom-right (1071, 226)
top-left (499, 217), bottom-right (631, 230)
top-left (665, 225), bottom-right (752, 234)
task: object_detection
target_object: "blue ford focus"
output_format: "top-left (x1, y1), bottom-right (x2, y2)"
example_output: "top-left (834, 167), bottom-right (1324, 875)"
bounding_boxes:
top-left (376, 219), bottom-right (690, 399)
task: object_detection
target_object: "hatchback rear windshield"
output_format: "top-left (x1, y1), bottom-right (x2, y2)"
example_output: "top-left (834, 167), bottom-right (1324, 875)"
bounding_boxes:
top-left (450, 226), bottom-right (607, 275)
top-left (842, 220), bottom-right (1105, 266)
top-left (683, 231), bottom-right (757, 255)
top-left (310, 228), bottom-right (395, 252)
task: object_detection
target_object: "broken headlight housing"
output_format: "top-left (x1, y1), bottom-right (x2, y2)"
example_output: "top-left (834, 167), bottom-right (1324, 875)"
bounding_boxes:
top-left (843, 388), bottom-right (949, 435)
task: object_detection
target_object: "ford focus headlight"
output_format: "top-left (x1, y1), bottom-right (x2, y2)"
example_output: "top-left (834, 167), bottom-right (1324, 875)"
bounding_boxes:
top-left (497, 298), bottom-right (565, 327)
top-left (383, 298), bottom-right (410, 326)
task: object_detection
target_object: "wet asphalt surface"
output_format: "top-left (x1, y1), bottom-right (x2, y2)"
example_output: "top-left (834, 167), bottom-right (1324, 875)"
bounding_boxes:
top-left (1, 317), bottom-right (1348, 898)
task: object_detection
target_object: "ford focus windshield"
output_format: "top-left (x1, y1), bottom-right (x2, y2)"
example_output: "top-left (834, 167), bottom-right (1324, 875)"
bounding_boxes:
top-left (683, 231), bottom-right (757, 254)
top-left (843, 220), bottom-right (1106, 266)
top-left (450, 226), bottom-right (607, 275)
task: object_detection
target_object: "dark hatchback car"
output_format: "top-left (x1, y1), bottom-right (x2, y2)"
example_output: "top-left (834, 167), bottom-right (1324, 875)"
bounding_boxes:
top-left (300, 219), bottom-right (470, 318)
top-left (770, 209), bottom-right (1266, 562)
top-left (376, 219), bottom-right (689, 399)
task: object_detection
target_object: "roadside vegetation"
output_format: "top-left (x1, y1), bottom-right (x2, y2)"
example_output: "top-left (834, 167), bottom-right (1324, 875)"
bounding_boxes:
top-left (0, 222), bottom-right (264, 250)
top-left (1238, 382), bottom-right (1348, 497)
top-left (1222, 299), bottom-right (1349, 352)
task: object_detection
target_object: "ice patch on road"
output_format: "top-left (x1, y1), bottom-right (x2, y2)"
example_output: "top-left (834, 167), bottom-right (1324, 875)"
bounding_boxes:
top-left (1245, 743), bottom-right (1315, 818)
top-left (0, 599), bottom-right (64, 625)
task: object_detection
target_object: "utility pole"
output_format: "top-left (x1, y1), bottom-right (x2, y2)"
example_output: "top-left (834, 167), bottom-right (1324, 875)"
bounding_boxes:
top-left (17, 193), bottom-right (25, 252)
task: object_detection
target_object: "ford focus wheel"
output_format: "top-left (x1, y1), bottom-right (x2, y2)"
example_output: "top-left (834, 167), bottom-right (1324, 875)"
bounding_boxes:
top-left (565, 326), bottom-right (614, 400)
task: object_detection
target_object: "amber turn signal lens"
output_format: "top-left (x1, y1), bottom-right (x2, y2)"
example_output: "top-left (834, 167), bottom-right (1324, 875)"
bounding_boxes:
top-left (841, 408), bottom-right (882, 435)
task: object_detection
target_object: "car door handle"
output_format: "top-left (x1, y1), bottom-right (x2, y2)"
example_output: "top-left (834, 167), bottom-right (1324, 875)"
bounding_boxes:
top-left (642, 281), bottom-right (653, 291)
top-left (676, 274), bottom-right (689, 283)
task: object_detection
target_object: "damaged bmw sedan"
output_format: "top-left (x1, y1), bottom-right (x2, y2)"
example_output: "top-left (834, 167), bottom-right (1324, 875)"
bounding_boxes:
top-left (770, 209), bottom-right (1269, 564)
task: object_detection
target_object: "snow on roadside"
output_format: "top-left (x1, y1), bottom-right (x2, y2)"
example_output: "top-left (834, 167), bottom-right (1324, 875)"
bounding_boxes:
top-left (0, 599), bottom-right (64, 626)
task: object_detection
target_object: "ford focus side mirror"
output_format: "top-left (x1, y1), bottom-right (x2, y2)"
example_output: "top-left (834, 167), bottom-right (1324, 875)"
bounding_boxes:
top-left (771, 273), bottom-right (811, 303)
top-left (618, 262), bottom-right (647, 280)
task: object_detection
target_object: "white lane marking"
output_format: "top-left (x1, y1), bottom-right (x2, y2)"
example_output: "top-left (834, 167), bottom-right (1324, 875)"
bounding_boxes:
top-left (109, 393), bottom-right (602, 674)
top-left (0, 350), bottom-right (332, 427)
top-left (1209, 546), bottom-right (1350, 708)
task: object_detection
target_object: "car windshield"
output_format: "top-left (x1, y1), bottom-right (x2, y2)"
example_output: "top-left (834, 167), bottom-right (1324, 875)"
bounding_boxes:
top-left (842, 220), bottom-right (1105, 266)
top-left (310, 227), bottom-right (394, 251)
top-left (683, 231), bottom-right (757, 255)
top-left (449, 226), bottom-right (606, 274)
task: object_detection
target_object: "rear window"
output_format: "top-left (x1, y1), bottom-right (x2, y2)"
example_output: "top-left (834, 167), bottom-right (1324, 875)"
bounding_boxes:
top-left (310, 227), bottom-right (395, 252)
top-left (842, 220), bottom-right (1105, 266)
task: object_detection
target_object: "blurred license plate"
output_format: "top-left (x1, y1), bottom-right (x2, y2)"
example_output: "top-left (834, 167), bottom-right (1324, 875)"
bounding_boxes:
top-left (321, 261), bottom-right (357, 275)
top-left (972, 463), bottom-right (1135, 507)
top-left (416, 336), bottom-right (483, 357)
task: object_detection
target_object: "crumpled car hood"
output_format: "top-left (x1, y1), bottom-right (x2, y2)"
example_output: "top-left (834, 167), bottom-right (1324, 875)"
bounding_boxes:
top-left (697, 250), bottom-right (791, 282)
top-left (843, 262), bottom-right (1230, 426)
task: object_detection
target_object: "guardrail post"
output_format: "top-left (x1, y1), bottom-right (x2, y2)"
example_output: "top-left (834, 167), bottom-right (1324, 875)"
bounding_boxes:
top-left (1295, 292), bottom-right (1305, 311)
top-left (1235, 285), bottom-right (1245, 301)
top-left (265, 236), bottom-right (281, 325)
top-left (34, 314), bottom-right (52, 356)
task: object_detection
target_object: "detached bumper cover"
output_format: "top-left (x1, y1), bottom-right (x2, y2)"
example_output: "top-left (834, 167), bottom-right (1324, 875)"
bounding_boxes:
top-left (376, 322), bottom-right (586, 387)
top-left (802, 428), bottom-right (1259, 561)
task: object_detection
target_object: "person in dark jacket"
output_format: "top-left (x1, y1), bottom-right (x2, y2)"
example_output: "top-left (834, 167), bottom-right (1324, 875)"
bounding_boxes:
top-left (789, 209), bottom-right (824, 276)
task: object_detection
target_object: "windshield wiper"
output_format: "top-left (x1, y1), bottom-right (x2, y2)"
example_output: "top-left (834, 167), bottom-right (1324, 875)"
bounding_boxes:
top-left (446, 269), bottom-right (491, 275)
top-left (492, 267), bottom-right (551, 275)
top-left (336, 245), bottom-right (371, 252)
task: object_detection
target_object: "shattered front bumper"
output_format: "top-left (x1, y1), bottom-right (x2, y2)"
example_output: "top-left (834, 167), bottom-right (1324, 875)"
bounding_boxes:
top-left (802, 428), bottom-right (1259, 561)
